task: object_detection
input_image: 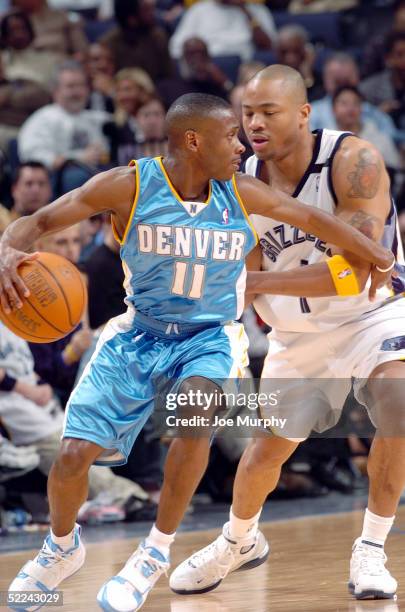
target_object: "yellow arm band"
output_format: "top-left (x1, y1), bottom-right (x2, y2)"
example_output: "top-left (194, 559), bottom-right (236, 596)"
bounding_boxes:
top-left (326, 255), bottom-right (360, 296)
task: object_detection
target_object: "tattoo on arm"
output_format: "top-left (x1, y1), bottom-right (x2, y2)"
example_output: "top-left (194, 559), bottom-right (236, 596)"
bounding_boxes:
top-left (348, 210), bottom-right (379, 239)
top-left (347, 148), bottom-right (381, 199)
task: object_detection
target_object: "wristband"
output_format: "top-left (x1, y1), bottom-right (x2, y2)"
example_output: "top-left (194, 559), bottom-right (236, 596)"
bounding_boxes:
top-left (326, 255), bottom-right (360, 296)
top-left (376, 257), bottom-right (396, 274)
top-left (0, 373), bottom-right (17, 392)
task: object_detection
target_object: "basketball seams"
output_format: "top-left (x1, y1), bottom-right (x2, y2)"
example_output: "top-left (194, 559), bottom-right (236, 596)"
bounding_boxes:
top-left (35, 259), bottom-right (81, 329)
top-left (23, 292), bottom-right (68, 334)
top-left (0, 307), bottom-right (59, 342)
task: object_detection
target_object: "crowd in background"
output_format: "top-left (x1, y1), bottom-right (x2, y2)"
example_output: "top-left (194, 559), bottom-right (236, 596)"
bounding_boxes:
top-left (0, 0), bottom-right (405, 531)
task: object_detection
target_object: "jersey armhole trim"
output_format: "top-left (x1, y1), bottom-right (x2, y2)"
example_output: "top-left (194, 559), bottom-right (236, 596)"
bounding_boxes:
top-left (327, 132), bottom-right (353, 205)
top-left (111, 160), bottom-right (140, 246)
top-left (232, 174), bottom-right (259, 245)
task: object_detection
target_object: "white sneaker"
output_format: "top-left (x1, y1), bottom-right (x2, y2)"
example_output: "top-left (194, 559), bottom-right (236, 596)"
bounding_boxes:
top-left (8, 524), bottom-right (85, 611)
top-left (97, 541), bottom-right (170, 611)
top-left (349, 537), bottom-right (397, 600)
top-left (169, 522), bottom-right (269, 595)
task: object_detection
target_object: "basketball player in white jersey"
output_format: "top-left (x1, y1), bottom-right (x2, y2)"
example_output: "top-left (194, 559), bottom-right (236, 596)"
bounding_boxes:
top-left (170, 65), bottom-right (405, 601)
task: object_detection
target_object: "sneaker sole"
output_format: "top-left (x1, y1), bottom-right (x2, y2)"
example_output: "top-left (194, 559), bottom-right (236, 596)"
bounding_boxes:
top-left (171, 542), bottom-right (270, 596)
top-left (348, 582), bottom-right (396, 600)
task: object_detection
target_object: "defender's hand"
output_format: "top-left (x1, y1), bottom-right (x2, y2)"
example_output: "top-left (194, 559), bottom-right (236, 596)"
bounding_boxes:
top-left (369, 265), bottom-right (397, 301)
top-left (0, 246), bottom-right (38, 313)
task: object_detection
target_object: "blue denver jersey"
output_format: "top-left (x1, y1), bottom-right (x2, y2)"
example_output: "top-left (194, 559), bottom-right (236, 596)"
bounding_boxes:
top-left (113, 157), bottom-right (258, 324)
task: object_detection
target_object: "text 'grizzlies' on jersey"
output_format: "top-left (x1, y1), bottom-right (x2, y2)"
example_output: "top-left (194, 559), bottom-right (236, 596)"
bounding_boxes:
top-left (112, 157), bottom-right (258, 324)
top-left (246, 129), bottom-right (405, 333)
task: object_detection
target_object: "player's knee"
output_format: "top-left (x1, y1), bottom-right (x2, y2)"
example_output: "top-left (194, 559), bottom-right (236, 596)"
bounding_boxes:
top-left (54, 438), bottom-right (100, 479)
top-left (248, 437), bottom-right (298, 470)
top-left (177, 376), bottom-right (223, 420)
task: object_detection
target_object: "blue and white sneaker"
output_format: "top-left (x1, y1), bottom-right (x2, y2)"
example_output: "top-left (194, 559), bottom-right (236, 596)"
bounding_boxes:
top-left (8, 524), bottom-right (85, 611)
top-left (97, 541), bottom-right (170, 611)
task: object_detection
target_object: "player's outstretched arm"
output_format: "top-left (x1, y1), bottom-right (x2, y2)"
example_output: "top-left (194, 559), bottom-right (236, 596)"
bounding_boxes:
top-left (0, 166), bottom-right (135, 312)
top-left (235, 169), bottom-right (394, 274)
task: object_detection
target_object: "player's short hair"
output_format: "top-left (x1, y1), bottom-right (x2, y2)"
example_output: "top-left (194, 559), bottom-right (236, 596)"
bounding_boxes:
top-left (166, 93), bottom-right (232, 139)
top-left (13, 161), bottom-right (50, 185)
top-left (167, 93), bottom-right (231, 122)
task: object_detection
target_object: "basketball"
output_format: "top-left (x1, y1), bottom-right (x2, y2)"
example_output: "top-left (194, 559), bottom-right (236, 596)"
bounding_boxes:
top-left (0, 252), bottom-right (87, 343)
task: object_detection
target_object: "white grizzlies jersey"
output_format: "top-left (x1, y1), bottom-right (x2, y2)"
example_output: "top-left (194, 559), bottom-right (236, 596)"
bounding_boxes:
top-left (246, 129), bottom-right (405, 333)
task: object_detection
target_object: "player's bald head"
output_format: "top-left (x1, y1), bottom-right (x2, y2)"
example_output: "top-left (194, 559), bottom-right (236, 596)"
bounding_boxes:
top-left (166, 93), bottom-right (234, 146)
top-left (242, 65), bottom-right (311, 162)
top-left (248, 64), bottom-right (308, 106)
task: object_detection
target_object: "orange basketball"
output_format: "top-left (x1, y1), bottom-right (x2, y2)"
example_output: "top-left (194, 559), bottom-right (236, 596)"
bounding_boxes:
top-left (0, 252), bottom-right (87, 343)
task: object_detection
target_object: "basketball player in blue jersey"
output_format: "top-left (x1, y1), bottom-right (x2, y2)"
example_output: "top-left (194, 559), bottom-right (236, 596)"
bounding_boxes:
top-left (0, 92), bottom-right (395, 612)
top-left (170, 69), bottom-right (405, 602)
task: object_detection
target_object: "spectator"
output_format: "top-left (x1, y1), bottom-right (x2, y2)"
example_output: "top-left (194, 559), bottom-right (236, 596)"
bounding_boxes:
top-left (13, 0), bottom-right (88, 60)
top-left (158, 37), bottom-right (233, 108)
top-left (103, 68), bottom-right (155, 164)
top-left (31, 224), bottom-right (94, 406)
top-left (289, 0), bottom-right (358, 12)
top-left (0, 53), bottom-right (50, 150)
top-left (229, 62), bottom-right (264, 160)
top-left (81, 221), bottom-right (125, 330)
top-left (360, 31), bottom-right (405, 133)
top-left (0, 161), bottom-right (51, 233)
top-left (0, 10), bottom-right (58, 87)
top-left (275, 25), bottom-right (324, 101)
top-left (332, 85), bottom-right (401, 170)
top-left (0, 322), bottom-right (153, 522)
top-left (18, 60), bottom-right (110, 193)
top-left (310, 52), bottom-right (403, 144)
top-left (86, 42), bottom-right (115, 113)
top-left (78, 214), bottom-right (104, 262)
top-left (362, 0), bottom-right (405, 78)
top-left (100, 0), bottom-right (173, 81)
top-left (134, 96), bottom-right (168, 157)
top-left (108, 95), bottom-right (168, 165)
top-left (113, 67), bottom-right (155, 125)
top-left (169, 0), bottom-right (277, 62)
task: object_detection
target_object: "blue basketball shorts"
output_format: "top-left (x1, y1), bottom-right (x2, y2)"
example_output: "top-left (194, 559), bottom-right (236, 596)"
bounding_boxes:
top-left (62, 311), bottom-right (249, 465)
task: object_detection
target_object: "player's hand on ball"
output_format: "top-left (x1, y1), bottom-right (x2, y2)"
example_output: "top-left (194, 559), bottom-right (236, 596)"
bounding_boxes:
top-left (0, 246), bottom-right (38, 313)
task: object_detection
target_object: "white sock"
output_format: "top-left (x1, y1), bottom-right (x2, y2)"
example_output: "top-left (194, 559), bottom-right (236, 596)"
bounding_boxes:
top-left (144, 524), bottom-right (175, 557)
top-left (228, 506), bottom-right (262, 540)
top-left (51, 525), bottom-right (76, 549)
top-left (361, 508), bottom-right (395, 547)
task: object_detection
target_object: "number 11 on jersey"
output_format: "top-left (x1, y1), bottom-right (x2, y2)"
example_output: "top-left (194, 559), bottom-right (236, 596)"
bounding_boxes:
top-left (172, 261), bottom-right (206, 299)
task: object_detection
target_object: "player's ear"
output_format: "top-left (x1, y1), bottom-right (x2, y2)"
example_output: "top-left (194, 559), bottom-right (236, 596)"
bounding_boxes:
top-left (299, 103), bottom-right (311, 127)
top-left (184, 129), bottom-right (200, 152)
